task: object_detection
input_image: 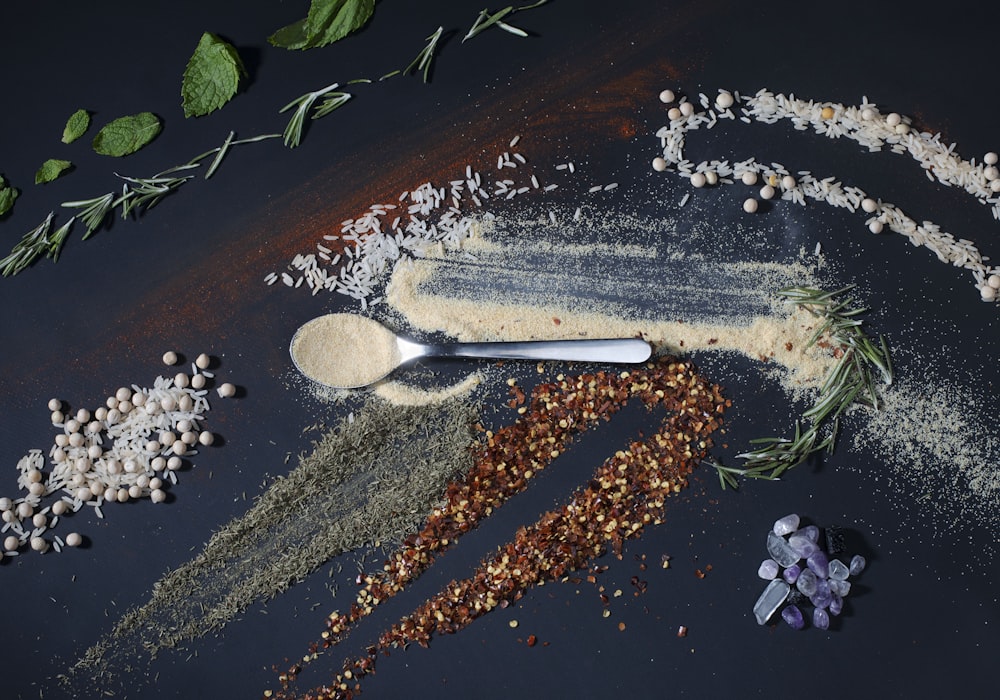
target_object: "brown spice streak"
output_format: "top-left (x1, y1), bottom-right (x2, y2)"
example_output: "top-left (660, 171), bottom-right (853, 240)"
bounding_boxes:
top-left (276, 356), bottom-right (728, 700)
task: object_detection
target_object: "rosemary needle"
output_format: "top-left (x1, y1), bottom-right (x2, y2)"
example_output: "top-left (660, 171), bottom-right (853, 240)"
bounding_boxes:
top-left (463, 1), bottom-right (549, 43)
top-left (279, 83), bottom-right (351, 148)
top-left (402, 26), bottom-right (445, 83)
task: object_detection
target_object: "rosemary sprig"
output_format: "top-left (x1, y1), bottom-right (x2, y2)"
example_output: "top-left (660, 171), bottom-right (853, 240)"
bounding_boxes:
top-left (1, 131), bottom-right (280, 275)
top-left (0, 213), bottom-right (54, 276)
top-left (279, 83), bottom-right (352, 148)
top-left (710, 285), bottom-right (892, 489)
top-left (402, 26), bottom-right (445, 83)
top-left (463, 1), bottom-right (549, 42)
top-left (62, 193), bottom-right (115, 240)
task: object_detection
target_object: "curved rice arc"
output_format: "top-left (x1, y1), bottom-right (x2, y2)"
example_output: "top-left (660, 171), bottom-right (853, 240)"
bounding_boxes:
top-left (655, 88), bottom-right (999, 300)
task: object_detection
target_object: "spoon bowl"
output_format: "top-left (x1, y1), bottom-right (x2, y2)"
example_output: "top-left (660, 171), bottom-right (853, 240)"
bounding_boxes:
top-left (290, 313), bottom-right (652, 389)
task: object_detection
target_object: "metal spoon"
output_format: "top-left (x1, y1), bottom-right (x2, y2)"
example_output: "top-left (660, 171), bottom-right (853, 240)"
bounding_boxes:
top-left (290, 314), bottom-right (652, 389)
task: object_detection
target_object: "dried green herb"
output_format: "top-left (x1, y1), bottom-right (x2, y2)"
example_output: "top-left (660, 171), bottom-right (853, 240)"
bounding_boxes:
top-left (72, 395), bottom-right (479, 682)
top-left (181, 32), bottom-right (247, 117)
top-left (61, 109), bottom-right (91, 144)
top-left (35, 159), bottom-right (72, 184)
top-left (710, 285), bottom-right (892, 489)
top-left (92, 113), bottom-right (162, 157)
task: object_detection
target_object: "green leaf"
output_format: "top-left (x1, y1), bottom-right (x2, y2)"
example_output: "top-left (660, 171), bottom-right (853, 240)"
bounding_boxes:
top-left (92, 113), bottom-right (162, 157)
top-left (35, 159), bottom-right (73, 184)
top-left (0, 177), bottom-right (18, 216)
top-left (269, 0), bottom-right (375, 50)
top-left (268, 18), bottom-right (310, 50)
top-left (181, 32), bottom-right (247, 118)
top-left (62, 109), bottom-right (91, 144)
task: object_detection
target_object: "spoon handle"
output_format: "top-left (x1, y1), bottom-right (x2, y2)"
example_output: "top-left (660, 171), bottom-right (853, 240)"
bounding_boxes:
top-left (430, 338), bottom-right (651, 364)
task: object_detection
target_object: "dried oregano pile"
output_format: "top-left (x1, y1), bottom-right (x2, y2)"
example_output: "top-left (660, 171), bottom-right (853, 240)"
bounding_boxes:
top-left (71, 395), bottom-right (478, 685)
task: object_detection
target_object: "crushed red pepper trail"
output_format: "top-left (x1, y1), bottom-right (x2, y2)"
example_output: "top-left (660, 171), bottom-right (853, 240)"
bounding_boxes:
top-left (273, 356), bottom-right (728, 699)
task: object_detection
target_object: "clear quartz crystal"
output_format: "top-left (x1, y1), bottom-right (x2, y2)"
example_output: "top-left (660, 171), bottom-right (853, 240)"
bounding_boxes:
top-left (849, 554), bottom-right (867, 576)
top-left (773, 513), bottom-right (800, 536)
top-left (767, 531), bottom-right (801, 567)
top-left (829, 558), bottom-right (850, 580)
top-left (829, 579), bottom-right (851, 597)
top-left (753, 579), bottom-right (790, 625)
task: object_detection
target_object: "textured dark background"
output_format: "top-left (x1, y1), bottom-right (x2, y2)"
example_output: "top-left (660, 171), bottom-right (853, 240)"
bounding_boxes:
top-left (1, 1), bottom-right (997, 698)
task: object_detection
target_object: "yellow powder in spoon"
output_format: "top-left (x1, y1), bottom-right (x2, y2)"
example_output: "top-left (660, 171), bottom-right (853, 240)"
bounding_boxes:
top-left (291, 313), bottom-right (401, 388)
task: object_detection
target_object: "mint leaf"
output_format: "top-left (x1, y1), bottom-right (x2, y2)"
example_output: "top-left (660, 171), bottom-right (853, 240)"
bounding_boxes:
top-left (62, 109), bottom-right (91, 144)
top-left (0, 176), bottom-right (17, 216)
top-left (92, 113), bottom-right (162, 157)
top-left (35, 159), bottom-right (72, 184)
top-left (269, 0), bottom-right (375, 50)
top-left (181, 32), bottom-right (247, 118)
top-left (268, 19), bottom-right (310, 50)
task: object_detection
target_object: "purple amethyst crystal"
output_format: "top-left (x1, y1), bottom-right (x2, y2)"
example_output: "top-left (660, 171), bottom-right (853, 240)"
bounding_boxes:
top-left (829, 594), bottom-right (844, 616)
top-left (788, 532), bottom-right (819, 558)
top-left (807, 550), bottom-right (830, 579)
top-left (813, 607), bottom-right (830, 630)
top-left (782, 563), bottom-right (802, 584)
top-left (810, 579), bottom-right (833, 610)
top-left (796, 568), bottom-right (818, 597)
top-left (781, 605), bottom-right (805, 630)
top-left (798, 525), bottom-right (820, 542)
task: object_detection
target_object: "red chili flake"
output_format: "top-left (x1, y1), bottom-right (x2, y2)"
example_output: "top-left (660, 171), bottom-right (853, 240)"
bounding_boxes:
top-left (705, 564), bottom-right (713, 572)
top-left (785, 342), bottom-right (794, 351)
top-left (677, 625), bottom-right (688, 638)
top-left (694, 569), bottom-right (705, 579)
top-left (527, 635), bottom-right (537, 647)
top-left (552, 317), bottom-right (562, 325)
top-left (277, 357), bottom-right (730, 700)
